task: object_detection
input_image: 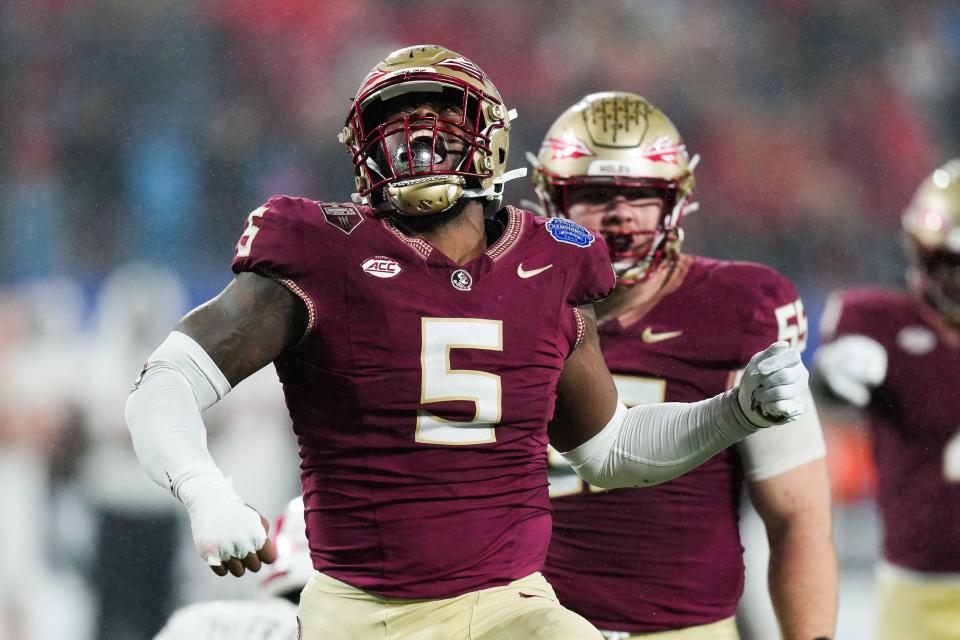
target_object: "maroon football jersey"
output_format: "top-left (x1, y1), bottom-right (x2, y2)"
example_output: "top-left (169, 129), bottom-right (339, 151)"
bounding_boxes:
top-left (231, 196), bottom-right (614, 599)
top-left (545, 255), bottom-right (807, 633)
top-left (822, 288), bottom-right (960, 573)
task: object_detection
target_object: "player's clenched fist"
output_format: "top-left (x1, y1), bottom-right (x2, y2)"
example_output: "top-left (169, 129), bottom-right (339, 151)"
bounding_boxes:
top-left (737, 341), bottom-right (809, 428)
top-left (178, 473), bottom-right (277, 577)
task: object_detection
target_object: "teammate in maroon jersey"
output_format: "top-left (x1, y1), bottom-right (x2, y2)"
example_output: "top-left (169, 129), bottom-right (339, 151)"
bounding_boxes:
top-left (533, 92), bottom-right (837, 640)
top-left (815, 160), bottom-right (960, 640)
top-left (124, 47), bottom-right (810, 639)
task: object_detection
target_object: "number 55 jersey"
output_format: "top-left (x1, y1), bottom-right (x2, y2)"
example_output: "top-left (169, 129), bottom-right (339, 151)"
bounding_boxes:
top-left (545, 255), bottom-right (826, 633)
top-left (231, 195), bottom-right (614, 599)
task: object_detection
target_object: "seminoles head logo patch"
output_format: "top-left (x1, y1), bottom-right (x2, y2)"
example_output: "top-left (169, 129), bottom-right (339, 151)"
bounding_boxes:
top-left (321, 204), bottom-right (364, 235)
top-left (450, 269), bottom-right (473, 291)
top-left (546, 218), bottom-right (596, 248)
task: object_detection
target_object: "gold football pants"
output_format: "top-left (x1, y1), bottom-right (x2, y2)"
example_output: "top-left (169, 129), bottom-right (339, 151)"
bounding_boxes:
top-left (298, 571), bottom-right (603, 639)
top-left (599, 616), bottom-right (739, 640)
top-left (877, 574), bottom-right (960, 640)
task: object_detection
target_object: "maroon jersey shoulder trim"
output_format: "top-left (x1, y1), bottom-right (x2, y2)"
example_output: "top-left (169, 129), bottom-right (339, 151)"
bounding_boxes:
top-left (257, 268), bottom-right (318, 337)
top-left (573, 307), bottom-right (586, 350)
top-left (382, 219), bottom-right (433, 259)
top-left (486, 206), bottom-right (526, 261)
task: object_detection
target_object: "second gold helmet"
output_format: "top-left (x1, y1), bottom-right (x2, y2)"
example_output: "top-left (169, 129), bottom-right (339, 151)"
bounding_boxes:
top-left (902, 159), bottom-right (960, 323)
top-left (533, 92), bottom-right (696, 282)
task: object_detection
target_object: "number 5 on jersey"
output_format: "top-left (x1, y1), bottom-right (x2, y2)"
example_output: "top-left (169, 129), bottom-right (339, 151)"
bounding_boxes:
top-left (236, 206), bottom-right (268, 257)
top-left (416, 318), bottom-right (503, 445)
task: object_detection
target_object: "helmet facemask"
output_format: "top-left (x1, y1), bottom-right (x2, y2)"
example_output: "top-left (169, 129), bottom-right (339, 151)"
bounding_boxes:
top-left (344, 46), bottom-right (524, 219)
top-left (546, 177), bottom-right (688, 285)
top-left (908, 246), bottom-right (960, 325)
top-left (348, 81), bottom-right (505, 216)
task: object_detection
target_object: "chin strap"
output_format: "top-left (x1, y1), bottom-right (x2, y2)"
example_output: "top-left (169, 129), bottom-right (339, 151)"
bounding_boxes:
top-left (460, 167), bottom-right (529, 201)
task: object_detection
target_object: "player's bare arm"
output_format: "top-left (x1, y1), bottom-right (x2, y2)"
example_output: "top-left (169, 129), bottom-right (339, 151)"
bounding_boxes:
top-left (550, 306), bottom-right (811, 488)
top-left (548, 306), bottom-right (619, 452)
top-left (125, 272), bottom-right (306, 578)
top-left (749, 458), bottom-right (837, 640)
top-left (177, 272), bottom-right (307, 385)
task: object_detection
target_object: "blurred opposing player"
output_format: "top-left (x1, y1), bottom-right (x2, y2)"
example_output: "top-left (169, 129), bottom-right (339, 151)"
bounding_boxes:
top-left (125, 46), bottom-right (810, 639)
top-left (815, 159), bottom-right (960, 640)
top-left (155, 497), bottom-right (310, 640)
top-left (533, 92), bottom-right (837, 640)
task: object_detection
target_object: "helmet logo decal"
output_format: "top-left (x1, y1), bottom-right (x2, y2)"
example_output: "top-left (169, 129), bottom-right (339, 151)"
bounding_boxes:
top-left (361, 256), bottom-right (402, 279)
top-left (358, 67), bottom-right (388, 92)
top-left (321, 204), bottom-right (364, 235)
top-left (546, 218), bottom-right (596, 248)
top-left (541, 130), bottom-right (595, 160)
top-left (450, 269), bottom-right (473, 291)
top-left (638, 136), bottom-right (687, 165)
top-left (437, 56), bottom-right (486, 82)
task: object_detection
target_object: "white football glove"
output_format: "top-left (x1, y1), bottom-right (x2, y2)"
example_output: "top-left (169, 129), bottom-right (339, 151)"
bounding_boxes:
top-left (737, 341), bottom-right (809, 428)
top-left (177, 473), bottom-right (267, 566)
top-left (813, 334), bottom-right (887, 408)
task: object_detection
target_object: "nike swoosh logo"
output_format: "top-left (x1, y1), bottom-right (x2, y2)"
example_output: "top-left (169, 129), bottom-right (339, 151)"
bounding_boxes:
top-left (517, 263), bottom-right (553, 278)
top-left (642, 327), bottom-right (684, 344)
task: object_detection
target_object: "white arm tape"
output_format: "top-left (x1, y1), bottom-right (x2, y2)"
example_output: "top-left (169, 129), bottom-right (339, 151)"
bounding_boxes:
top-left (125, 331), bottom-right (232, 496)
top-left (736, 385), bottom-right (826, 482)
top-left (560, 389), bottom-right (758, 489)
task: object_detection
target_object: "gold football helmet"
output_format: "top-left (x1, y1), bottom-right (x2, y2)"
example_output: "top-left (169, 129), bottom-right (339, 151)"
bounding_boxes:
top-left (903, 159), bottom-right (960, 323)
top-left (532, 92), bottom-right (696, 283)
top-left (342, 44), bottom-right (523, 217)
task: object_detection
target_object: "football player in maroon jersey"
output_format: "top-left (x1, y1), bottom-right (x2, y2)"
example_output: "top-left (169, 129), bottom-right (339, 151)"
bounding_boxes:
top-left (125, 47), bottom-right (810, 639)
top-left (815, 160), bottom-right (960, 640)
top-left (533, 92), bottom-right (837, 640)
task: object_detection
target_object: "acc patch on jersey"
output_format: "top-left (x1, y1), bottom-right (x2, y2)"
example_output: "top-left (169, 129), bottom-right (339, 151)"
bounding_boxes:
top-left (545, 218), bottom-right (595, 248)
top-left (322, 204), bottom-right (364, 235)
top-left (361, 256), bottom-right (401, 279)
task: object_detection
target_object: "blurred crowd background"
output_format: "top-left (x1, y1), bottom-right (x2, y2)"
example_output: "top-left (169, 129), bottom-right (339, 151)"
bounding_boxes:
top-left (1, 0), bottom-right (957, 638)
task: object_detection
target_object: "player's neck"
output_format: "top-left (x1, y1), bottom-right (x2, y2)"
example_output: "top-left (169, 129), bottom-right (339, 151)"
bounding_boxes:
top-left (418, 201), bottom-right (488, 265)
top-left (597, 257), bottom-right (679, 323)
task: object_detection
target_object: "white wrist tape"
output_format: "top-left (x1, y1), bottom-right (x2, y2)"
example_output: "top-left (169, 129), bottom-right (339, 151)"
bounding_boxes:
top-left (125, 331), bottom-right (232, 495)
top-left (125, 331), bottom-right (270, 565)
top-left (560, 390), bottom-right (757, 489)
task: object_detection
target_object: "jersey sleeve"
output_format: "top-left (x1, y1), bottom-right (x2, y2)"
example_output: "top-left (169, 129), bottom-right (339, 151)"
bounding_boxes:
top-left (731, 263), bottom-right (808, 363)
top-left (566, 231), bottom-right (617, 307)
top-left (231, 195), bottom-right (319, 334)
top-left (231, 195), bottom-right (314, 279)
top-left (735, 387), bottom-right (827, 481)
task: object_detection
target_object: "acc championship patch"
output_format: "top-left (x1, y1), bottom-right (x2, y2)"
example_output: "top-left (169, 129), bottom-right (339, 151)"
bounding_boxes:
top-left (321, 204), bottom-right (364, 235)
top-left (546, 218), bottom-right (596, 248)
